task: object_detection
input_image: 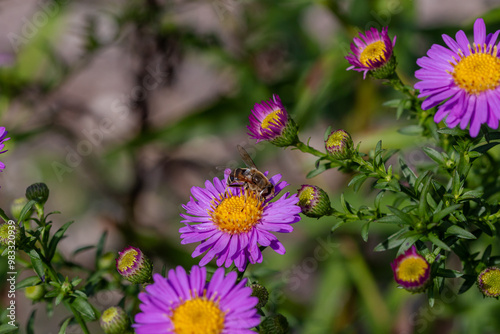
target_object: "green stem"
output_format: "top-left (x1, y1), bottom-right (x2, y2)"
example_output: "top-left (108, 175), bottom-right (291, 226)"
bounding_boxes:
top-left (294, 141), bottom-right (327, 159)
top-left (65, 301), bottom-right (91, 334)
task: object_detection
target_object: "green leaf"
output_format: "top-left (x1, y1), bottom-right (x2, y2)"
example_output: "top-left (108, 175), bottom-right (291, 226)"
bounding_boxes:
top-left (427, 233), bottom-right (451, 251)
top-left (436, 268), bottom-right (463, 278)
top-left (58, 318), bottom-right (72, 334)
top-left (445, 225), bottom-right (476, 239)
top-left (72, 245), bottom-right (95, 256)
top-left (26, 310), bottom-right (36, 334)
top-left (432, 204), bottom-right (461, 224)
top-left (472, 142), bottom-right (500, 154)
top-left (0, 208), bottom-right (10, 223)
top-left (96, 231), bottom-right (108, 262)
top-left (361, 221), bottom-right (370, 242)
top-left (29, 250), bottom-right (45, 281)
top-left (375, 215), bottom-right (406, 224)
top-left (374, 228), bottom-right (409, 251)
top-left (18, 200), bottom-right (36, 223)
top-left (437, 127), bottom-right (468, 136)
top-left (382, 99), bottom-right (401, 108)
top-left (307, 164), bottom-right (328, 178)
top-left (482, 245), bottom-right (492, 264)
top-left (387, 206), bottom-right (414, 225)
top-left (422, 147), bottom-right (444, 165)
top-left (323, 125), bottom-right (332, 141)
top-left (460, 190), bottom-right (483, 200)
top-left (399, 157), bottom-right (417, 185)
top-left (398, 125), bottom-right (423, 136)
top-left (340, 193), bottom-right (355, 214)
top-left (348, 174), bottom-right (368, 192)
top-left (47, 221), bottom-right (75, 261)
top-left (72, 297), bottom-right (97, 321)
top-left (16, 276), bottom-right (41, 290)
top-left (0, 324), bottom-right (18, 334)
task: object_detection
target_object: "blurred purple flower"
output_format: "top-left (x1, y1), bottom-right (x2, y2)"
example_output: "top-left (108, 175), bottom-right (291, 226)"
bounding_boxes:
top-left (0, 127), bottom-right (10, 172)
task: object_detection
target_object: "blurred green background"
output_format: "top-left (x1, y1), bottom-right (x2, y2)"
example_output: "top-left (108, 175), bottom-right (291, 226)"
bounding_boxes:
top-left (1, 0), bottom-right (500, 333)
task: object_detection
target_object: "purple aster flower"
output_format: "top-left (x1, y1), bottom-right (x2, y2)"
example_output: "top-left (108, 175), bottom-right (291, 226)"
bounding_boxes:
top-left (391, 245), bottom-right (431, 293)
top-left (247, 94), bottom-right (298, 147)
top-left (0, 127), bottom-right (10, 172)
top-left (180, 169), bottom-right (301, 272)
top-left (345, 27), bottom-right (397, 79)
top-left (134, 265), bottom-right (260, 333)
top-left (415, 18), bottom-right (500, 137)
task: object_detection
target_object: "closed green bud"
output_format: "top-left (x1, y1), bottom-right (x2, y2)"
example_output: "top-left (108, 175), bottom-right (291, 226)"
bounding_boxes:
top-left (25, 285), bottom-right (45, 301)
top-left (259, 314), bottom-right (289, 334)
top-left (250, 283), bottom-right (269, 309)
top-left (100, 306), bottom-right (131, 334)
top-left (297, 185), bottom-right (333, 218)
top-left (25, 182), bottom-right (50, 204)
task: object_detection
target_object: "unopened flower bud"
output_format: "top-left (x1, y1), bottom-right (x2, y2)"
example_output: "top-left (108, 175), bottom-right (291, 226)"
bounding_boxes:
top-left (26, 182), bottom-right (49, 205)
top-left (477, 267), bottom-right (500, 298)
top-left (325, 129), bottom-right (354, 160)
top-left (25, 285), bottom-right (45, 301)
top-left (248, 94), bottom-right (299, 147)
top-left (250, 283), bottom-right (269, 309)
top-left (116, 246), bottom-right (153, 284)
top-left (391, 246), bottom-right (431, 293)
top-left (260, 314), bottom-right (289, 334)
top-left (100, 306), bottom-right (131, 334)
top-left (297, 185), bottom-right (333, 218)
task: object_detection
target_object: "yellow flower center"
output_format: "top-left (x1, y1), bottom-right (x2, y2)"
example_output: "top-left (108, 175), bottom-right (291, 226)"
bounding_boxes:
top-left (118, 249), bottom-right (138, 271)
top-left (171, 297), bottom-right (225, 334)
top-left (261, 110), bottom-right (284, 130)
top-left (359, 41), bottom-right (387, 67)
top-left (396, 256), bottom-right (428, 282)
top-left (326, 131), bottom-right (347, 149)
top-left (102, 307), bottom-right (118, 323)
top-left (210, 191), bottom-right (263, 234)
top-left (451, 44), bottom-right (500, 95)
top-left (298, 187), bottom-right (315, 206)
top-left (481, 269), bottom-right (500, 297)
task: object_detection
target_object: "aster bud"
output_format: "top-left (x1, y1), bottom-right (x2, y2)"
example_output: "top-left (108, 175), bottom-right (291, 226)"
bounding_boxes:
top-left (25, 285), bottom-right (45, 301)
top-left (325, 129), bottom-right (354, 160)
top-left (25, 182), bottom-right (50, 204)
top-left (250, 283), bottom-right (269, 309)
top-left (0, 221), bottom-right (20, 248)
top-left (477, 267), bottom-right (500, 298)
top-left (297, 185), bottom-right (333, 218)
top-left (259, 314), bottom-right (289, 334)
top-left (116, 246), bottom-right (153, 284)
top-left (10, 197), bottom-right (33, 221)
top-left (248, 94), bottom-right (299, 147)
top-left (100, 306), bottom-right (132, 334)
top-left (391, 246), bottom-right (431, 293)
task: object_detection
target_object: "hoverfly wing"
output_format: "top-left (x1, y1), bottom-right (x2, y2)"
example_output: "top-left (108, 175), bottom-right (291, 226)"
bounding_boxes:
top-left (237, 145), bottom-right (258, 169)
